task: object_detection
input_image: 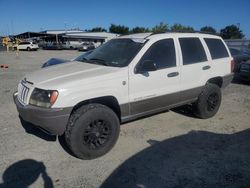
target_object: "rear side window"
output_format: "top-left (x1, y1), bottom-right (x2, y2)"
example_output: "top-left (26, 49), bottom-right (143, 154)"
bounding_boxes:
top-left (179, 38), bottom-right (207, 65)
top-left (204, 38), bottom-right (229, 59)
top-left (140, 39), bottom-right (176, 69)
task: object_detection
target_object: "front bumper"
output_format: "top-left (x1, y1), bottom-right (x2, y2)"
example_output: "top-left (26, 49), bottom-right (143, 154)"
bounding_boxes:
top-left (13, 93), bottom-right (72, 135)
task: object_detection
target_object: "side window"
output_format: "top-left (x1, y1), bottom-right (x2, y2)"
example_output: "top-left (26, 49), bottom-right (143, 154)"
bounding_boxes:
top-left (179, 38), bottom-right (207, 65)
top-left (140, 39), bottom-right (176, 69)
top-left (204, 38), bottom-right (229, 59)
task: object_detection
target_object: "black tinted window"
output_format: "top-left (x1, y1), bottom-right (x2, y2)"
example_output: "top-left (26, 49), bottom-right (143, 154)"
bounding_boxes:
top-left (179, 38), bottom-right (207, 65)
top-left (205, 38), bottom-right (229, 59)
top-left (140, 39), bottom-right (176, 69)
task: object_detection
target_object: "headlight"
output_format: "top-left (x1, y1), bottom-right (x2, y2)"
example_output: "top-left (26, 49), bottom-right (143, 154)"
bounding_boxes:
top-left (29, 88), bottom-right (58, 108)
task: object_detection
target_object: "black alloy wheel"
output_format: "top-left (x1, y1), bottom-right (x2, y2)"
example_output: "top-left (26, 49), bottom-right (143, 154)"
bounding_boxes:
top-left (83, 120), bottom-right (111, 149)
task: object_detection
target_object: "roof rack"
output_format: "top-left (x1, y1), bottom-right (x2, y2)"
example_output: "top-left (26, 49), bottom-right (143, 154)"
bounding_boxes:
top-left (146, 30), bottom-right (220, 38)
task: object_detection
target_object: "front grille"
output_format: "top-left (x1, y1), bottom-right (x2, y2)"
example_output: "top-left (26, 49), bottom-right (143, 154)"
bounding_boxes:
top-left (18, 82), bottom-right (30, 105)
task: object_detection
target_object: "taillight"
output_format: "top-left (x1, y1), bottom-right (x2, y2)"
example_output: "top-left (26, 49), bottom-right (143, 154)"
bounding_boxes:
top-left (231, 59), bottom-right (235, 73)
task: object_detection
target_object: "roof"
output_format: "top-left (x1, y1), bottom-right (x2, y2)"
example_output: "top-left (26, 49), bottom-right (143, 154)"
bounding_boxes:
top-left (119, 33), bottom-right (152, 39)
top-left (15, 32), bottom-right (55, 38)
top-left (62, 32), bottom-right (119, 39)
top-left (41, 30), bottom-right (84, 34)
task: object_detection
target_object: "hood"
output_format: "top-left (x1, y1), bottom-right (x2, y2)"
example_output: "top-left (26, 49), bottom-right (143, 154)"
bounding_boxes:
top-left (24, 61), bottom-right (123, 88)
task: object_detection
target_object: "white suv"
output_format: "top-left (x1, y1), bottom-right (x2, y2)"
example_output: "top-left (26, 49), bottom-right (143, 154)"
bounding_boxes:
top-left (17, 41), bottom-right (39, 51)
top-left (14, 33), bottom-right (234, 159)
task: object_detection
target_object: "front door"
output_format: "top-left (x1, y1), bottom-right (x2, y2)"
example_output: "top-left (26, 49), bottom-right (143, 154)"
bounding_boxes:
top-left (129, 38), bottom-right (181, 116)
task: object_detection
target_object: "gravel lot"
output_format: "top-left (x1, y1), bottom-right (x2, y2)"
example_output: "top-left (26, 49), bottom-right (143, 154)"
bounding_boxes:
top-left (0, 50), bottom-right (250, 188)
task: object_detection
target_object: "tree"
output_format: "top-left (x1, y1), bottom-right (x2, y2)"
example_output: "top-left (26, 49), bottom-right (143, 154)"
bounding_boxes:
top-left (130, 27), bottom-right (149, 33)
top-left (220, 25), bottom-right (244, 39)
top-left (171, 24), bottom-right (194, 32)
top-left (200, 26), bottom-right (217, 34)
top-left (151, 22), bottom-right (168, 33)
top-left (109, 24), bottom-right (129, 34)
top-left (90, 27), bottom-right (107, 32)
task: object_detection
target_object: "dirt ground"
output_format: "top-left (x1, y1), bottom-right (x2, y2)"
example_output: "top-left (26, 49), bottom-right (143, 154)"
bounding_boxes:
top-left (0, 50), bottom-right (250, 188)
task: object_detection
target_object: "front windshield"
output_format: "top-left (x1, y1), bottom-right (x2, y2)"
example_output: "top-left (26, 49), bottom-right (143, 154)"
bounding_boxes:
top-left (75, 38), bottom-right (145, 67)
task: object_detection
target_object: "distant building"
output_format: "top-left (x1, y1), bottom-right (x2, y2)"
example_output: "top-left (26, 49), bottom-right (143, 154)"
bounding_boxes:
top-left (41, 29), bottom-right (84, 35)
top-left (225, 39), bottom-right (250, 50)
top-left (62, 32), bottom-right (119, 47)
top-left (15, 30), bottom-right (119, 48)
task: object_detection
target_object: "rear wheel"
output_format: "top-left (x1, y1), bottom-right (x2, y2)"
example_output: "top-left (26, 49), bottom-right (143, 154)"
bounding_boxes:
top-left (194, 83), bottom-right (221, 119)
top-left (65, 104), bottom-right (120, 159)
top-left (27, 47), bottom-right (31, 51)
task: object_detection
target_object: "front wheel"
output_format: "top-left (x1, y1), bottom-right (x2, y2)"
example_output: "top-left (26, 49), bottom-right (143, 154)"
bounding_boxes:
top-left (27, 47), bottom-right (31, 51)
top-left (65, 104), bottom-right (120, 159)
top-left (194, 83), bottom-right (222, 119)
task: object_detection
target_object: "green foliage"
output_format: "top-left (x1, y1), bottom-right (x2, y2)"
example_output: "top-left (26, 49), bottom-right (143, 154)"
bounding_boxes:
top-left (220, 25), bottom-right (244, 39)
top-left (171, 24), bottom-right (194, 32)
top-left (200, 26), bottom-right (217, 34)
top-left (130, 27), bottom-right (150, 33)
top-left (90, 27), bottom-right (107, 32)
top-left (151, 22), bottom-right (168, 33)
top-left (109, 24), bottom-right (129, 34)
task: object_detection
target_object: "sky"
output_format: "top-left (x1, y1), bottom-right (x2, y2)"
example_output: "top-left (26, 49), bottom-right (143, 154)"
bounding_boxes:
top-left (0, 0), bottom-right (249, 38)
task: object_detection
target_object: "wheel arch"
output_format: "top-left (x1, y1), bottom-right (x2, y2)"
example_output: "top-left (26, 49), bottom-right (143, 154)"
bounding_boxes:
top-left (206, 76), bottom-right (223, 88)
top-left (71, 96), bottom-right (122, 121)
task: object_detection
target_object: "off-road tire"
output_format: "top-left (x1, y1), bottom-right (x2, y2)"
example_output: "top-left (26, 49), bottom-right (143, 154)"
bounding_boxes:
top-left (65, 104), bottom-right (120, 159)
top-left (194, 83), bottom-right (221, 119)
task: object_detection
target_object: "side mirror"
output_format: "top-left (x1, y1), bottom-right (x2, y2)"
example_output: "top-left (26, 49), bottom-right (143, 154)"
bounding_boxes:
top-left (136, 60), bottom-right (157, 73)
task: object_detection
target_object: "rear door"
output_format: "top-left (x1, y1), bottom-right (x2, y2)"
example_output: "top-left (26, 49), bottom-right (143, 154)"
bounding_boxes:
top-left (203, 38), bottom-right (231, 76)
top-left (177, 37), bottom-right (211, 101)
top-left (129, 38), bottom-right (181, 115)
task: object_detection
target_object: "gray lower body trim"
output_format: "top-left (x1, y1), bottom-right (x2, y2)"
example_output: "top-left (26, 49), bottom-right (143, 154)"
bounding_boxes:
top-left (121, 86), bottom-right (203, 123)
top-left (14, 94), bottom-right (72, 135)
top-left (222, 73), bottom-right (234, 88)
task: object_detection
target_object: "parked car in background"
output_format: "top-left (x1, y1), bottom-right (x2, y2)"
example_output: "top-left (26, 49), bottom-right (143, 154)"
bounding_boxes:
top-left (78, 42), bottom-right (95, 51)
top-left (244, 49), bottom-right (250, 56)
top-left (62, 41), bottom-right (77, 50)
top-left (237, 60), bottom-right (250, 81)
top-left (43, 42), bottom-right (63, 50)
top-left (17, 41), bottom-right (39, 51)
top-left (229, 48), bottom-right (250, 72)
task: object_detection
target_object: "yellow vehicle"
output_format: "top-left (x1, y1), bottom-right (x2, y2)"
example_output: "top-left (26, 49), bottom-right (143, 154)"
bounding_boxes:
top-left (1, 37), bottom-right (22, 52)
top-left (2, 37), bottom-right (11, 46)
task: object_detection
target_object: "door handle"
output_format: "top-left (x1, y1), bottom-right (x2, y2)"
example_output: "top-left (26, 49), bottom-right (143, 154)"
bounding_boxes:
top-left (202, 65), bottom-right (211, 70)
top-left (167, 72), bottom-right (179, 77)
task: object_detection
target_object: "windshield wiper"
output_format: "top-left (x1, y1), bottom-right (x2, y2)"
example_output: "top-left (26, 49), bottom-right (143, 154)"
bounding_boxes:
top-left (89, 58), bottom-right (109, 66)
